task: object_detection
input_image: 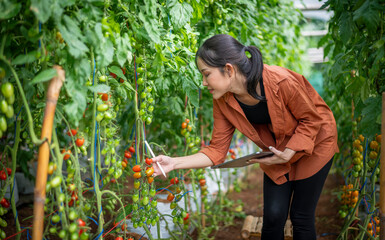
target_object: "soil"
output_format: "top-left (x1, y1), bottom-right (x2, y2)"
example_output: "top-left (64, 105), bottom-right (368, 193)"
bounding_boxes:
top-left (2, 166), bottom-right (344, 240)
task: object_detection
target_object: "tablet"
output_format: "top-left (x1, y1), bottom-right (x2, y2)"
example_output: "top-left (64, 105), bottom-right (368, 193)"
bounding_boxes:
top-left (211, 151), bottom-right (274, 169)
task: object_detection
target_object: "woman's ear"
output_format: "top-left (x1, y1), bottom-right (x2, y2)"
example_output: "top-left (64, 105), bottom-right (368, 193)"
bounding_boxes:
top-left (224, 63), bottom-right (235, 77)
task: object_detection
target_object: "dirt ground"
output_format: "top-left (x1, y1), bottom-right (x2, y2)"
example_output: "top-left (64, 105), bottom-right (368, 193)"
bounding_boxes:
top-left (3, 166), bottom-right (344, 240)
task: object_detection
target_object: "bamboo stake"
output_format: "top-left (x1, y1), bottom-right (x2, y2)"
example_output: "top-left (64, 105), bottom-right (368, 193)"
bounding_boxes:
top-left (32, 66), bottom-right (65, 240)
top-left (381, 92), bottom-right (385, 240)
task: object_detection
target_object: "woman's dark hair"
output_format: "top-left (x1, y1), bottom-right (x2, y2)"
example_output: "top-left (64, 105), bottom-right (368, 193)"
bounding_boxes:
top-left (196, 34), bottom-right (265, 101)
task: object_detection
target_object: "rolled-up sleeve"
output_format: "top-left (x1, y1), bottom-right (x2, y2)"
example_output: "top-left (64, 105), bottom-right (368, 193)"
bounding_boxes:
top-left (281, 77), bottom-right (323, 155)
top-left (200, 100), bottom-right (235, 165)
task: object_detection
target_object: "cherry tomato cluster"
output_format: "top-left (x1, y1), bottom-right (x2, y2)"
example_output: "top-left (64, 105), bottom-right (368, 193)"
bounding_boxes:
top-left (368, 135), bottom-right (380, 171)
top-left (339, 184), bottom-right (359, 217)
top-left (102, 138), bottom-right (124, 184)
top-left (181, 118), bottom-right (201, 154)
top-left (49, 209), bottom-right (89, 239)
top-left (228, 148), bottom-right (236, 160)
top-left (0, 204), bottom-right (7, 239)
top-left (136, 59), bottom-right (155, 126)
top-left (0, 82), bottom-right (15, 138)
top-left (130, 152), bottom-right (159, 229)
top-left (351, 135), bottom-right (365, 178)
top-left (0, 167), bottom-right (11, 181)
top-left (367, 216), bottom-right (381, 237)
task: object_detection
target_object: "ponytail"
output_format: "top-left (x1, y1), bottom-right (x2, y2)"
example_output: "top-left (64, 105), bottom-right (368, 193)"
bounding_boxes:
top-left (243, 46), bottom-right (265, 101)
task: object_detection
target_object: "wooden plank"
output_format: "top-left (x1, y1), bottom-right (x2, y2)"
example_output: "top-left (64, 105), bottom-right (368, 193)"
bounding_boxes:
top-left (241, 216), bottom-right (293, 239)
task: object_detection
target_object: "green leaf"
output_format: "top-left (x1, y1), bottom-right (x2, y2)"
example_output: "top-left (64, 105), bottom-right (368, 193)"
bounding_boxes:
top-left (338, 12), bottom-right (353, 43)
top-left (123, 82), bottom-right (136, 93)
top-left (0, 0), bottom-right (21, 20)
top-left (353, 1), bottom-right (382, 33)
top-left (58, 16), bottom-right (89, 58)
top-left (87, 84), bottom-right (111, 93)
top-left (30, 0), bottom-right (54, 23)
top-left (96, 39), bottom-right (114, 68)
top-left (115, 204), bottom-right (132, 223)
top-left (31, 69), bottom-right (58, 84)
top-left (116, 85), bottom-right (127, 100)
top-left (12, 51), bottom-right (38, 65)
top-left (108, 66), bottom-right (126, 81)
top-left (182, 79), bottom-right (199, 108)
top-left (138, 12), bottom-right (161, 44)
top-left (116, 33), bottom-right (132, 66)
top-left (63, 90), bottom-right (87, 124)
top-left (168, 1), bottom-right (193, 29)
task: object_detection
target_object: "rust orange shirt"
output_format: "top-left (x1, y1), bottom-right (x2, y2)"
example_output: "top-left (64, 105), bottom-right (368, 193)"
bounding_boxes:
top-left (200, 64), bottom-right (339, 185)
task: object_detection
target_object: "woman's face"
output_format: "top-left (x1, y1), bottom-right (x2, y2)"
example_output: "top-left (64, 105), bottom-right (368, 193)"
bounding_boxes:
top-left (197, 57), bottom-right (232, 99)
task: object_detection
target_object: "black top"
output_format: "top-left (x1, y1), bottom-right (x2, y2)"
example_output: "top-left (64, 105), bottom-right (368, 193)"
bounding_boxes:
top-left (236, 78), bottom-right (271, 124)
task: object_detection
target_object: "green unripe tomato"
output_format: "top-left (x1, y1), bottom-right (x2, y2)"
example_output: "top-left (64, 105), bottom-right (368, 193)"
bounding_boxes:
top-left (68, 210), bottom-right (78, 221)
top-left (5, 105), bottom-right (13, 118)
top-left (97, 104), bottom-right (109, 112)
top-left (1, 83), bottom-right (14, 98)
top-left (59, 227), bottom-right (69, 238)
top-left (6, 94), bottom-right (15, 105)
top-left (52, 214), bottom-right (61, 223)
top-left (99, 75), bottom-right (107, 82)
top-left (50, 176), bottom-right (62, 188)
top-left (68, 222), bottom-right (77, 233)
top-left (0, 116), bottom-right (7, 132)
top-left (0, 100), bottom-right (7, 114)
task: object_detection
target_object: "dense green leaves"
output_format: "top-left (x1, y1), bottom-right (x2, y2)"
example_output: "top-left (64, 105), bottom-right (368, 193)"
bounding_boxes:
top-left (322, 0), bottom-right (384, 141)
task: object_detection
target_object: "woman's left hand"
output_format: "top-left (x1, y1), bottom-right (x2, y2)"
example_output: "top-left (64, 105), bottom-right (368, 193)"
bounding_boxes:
top-left (248, 147), bottom-right (296, 165)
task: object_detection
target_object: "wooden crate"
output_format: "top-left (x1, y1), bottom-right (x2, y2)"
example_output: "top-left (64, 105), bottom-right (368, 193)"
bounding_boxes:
top-left (241, 215), bottom-right (293, 239)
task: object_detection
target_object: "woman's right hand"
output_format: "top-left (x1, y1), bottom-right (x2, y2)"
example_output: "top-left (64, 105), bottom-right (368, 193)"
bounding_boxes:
top-left (152, 155), bottom-right (175, 177)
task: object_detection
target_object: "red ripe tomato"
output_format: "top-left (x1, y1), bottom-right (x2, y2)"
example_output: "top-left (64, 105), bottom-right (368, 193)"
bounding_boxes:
top-left (115, 237), bottom-right (123, 240)
top-left (1, 198), bottom-right (10, 208)
top-left (122, 68), bottom-right (126, 75)
top-left (110, 72), bottom-right (117, 78)
top-left (101, 93), bottom-right (109, 101)
top-left (62, 149), bottom-right (71, 160)
top-left (185, 118), bottom-right (190, 124)
top-left (67, 129), bottom-right (77, 137)
top-left (183, 213), bottom-right (190, 220)
top-left (110, 178), bottom-right (116, 183)
top-left (0, 198), bottom-right (6, 205)
top-left (128, 238), bottom-right (134, 240)
top-left (0, 171), bottom-right (6, 180)
top-left (119, 79), bottom-right (124, 83)
top-left (229, 149), bottom-right (234, 154)
top-left (124, 152), bottom-right (132, 159)
top-left (132, 165), bottom-right (141, 172)
top-left (181, 122), bottom-right (187, 129)
top-left (129, 146), bottom-right (135, 153)
top-left (75, 138), bottom-right (85, 147)
top-left (123, 159), bottom-right (128, 165)
top-left (6, 168), bottom-right (11, 175)
top-left (145, 158), bottom-right (153, 165)
top-left (199, 179), bottom-right (206, 186)
top-left (167, 193), bottom-right (175, 202)
top-left (170, 177), bottom-right (179, 185)
top-left (231, 154), bottom-right (236, 160)
top-left (77, 218), bottom-right (86, 227)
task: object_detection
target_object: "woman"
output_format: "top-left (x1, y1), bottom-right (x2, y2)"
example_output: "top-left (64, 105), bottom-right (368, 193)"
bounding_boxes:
top-left (152, 34), bottom-right (338, 240)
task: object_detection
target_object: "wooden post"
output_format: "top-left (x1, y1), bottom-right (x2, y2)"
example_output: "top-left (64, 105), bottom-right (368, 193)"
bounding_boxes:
top-left (32, 66), bottom-right (65, 240)
top-left (381, 92), bottom-right (385, 240)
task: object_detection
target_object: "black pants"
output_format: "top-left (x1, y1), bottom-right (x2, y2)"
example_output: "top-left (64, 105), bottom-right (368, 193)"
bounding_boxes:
top-left (261, 158), bottom-right (333, 240)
